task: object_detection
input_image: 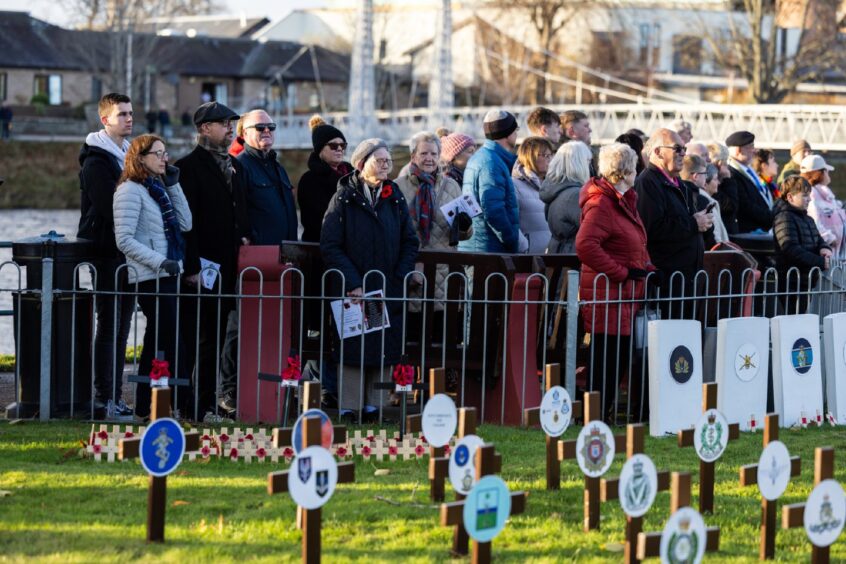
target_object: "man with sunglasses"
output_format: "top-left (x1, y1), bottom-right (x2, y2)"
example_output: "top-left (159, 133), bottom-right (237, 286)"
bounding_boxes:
top-left (636, 128), bottom-right (713, 318)
top-left (176, 101), bottom-right (251, 422)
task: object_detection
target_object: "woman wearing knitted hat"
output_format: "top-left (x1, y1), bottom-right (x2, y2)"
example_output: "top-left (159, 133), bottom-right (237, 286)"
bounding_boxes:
top-left (320, 138), bottom-right (419, 422)
top-left (440, 132), bottom-right (476, 186)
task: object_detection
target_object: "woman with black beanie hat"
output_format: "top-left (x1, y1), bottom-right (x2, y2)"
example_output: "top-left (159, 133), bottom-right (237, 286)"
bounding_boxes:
top-left (298, 115), bottom-right (353, 242)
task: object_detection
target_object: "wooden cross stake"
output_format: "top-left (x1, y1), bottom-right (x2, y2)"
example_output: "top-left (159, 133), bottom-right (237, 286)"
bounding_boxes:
top-left (267, 414), bottom-right (355, 564)
top-left (739, 413), bottom-right (802, 560)
top-left (439, 444), bottom-right (527, 564)
top-left (781, 447), bottom-right (834, 564)
top-left (374, 357), bottom-right (426, 438)
top-left (558, 391), bottom-right (626, 531)
top-left (600, 424), bottom-right (671, 564)
top-left (406, 367), bottom-right (449, 501)
top-left (118, 387), bottom-right (200, 542)
top-left (677, 382), bottom-right (740, 514)
top-left (636, 472), bottom-right (721, 560)
top-left (522, 363), bottom-right (583, 490)
top-left (258, 348), bottom-right (303, 426)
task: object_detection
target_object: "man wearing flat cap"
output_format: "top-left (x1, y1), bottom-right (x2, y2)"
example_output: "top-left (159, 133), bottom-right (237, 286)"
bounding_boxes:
top-left (726, 130), bottom-right (773, 233)
top-left (176, 101), bottom-right (251, 422)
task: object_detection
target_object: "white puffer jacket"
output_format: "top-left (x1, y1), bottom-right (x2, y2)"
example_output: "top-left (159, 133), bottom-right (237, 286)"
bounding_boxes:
top-left (113, 179), bottom-right (192, 284)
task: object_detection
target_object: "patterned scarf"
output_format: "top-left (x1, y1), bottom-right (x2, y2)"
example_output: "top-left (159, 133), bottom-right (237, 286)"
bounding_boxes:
top-left (198, 135), bottom-right (234, 185)
top-left (143, 176), bottom-right (185, 262)
top-left (409, 163), bottom-right (437, 244)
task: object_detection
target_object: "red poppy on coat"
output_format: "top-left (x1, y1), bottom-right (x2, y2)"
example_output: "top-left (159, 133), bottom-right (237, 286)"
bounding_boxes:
top-left (381, 184), bottom-right (393, 199)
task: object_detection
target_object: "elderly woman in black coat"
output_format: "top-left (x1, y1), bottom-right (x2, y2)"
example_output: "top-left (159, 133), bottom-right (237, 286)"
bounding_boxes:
top-left (320, 138), bottom-right (419, 421)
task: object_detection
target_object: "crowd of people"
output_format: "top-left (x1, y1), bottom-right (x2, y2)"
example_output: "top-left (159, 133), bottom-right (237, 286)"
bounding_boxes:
top-left (76, 92), bottom-right (845, 423)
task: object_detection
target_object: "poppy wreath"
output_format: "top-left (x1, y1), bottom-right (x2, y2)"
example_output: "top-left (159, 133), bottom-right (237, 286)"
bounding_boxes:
top-left (282, 354), bottom-right (301, 381)
top-left (392, 363), bottom-right (414, 387)
top-left (150, 358), bottom-right (170, 382)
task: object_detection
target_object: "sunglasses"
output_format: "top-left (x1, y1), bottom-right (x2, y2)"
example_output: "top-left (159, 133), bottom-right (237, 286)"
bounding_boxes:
top-left (327, 142), bottom-right (347, 151)
top-left (658, 144), bottom-right (686, 155)
top-left (246, 123), bottom-right (277, 132)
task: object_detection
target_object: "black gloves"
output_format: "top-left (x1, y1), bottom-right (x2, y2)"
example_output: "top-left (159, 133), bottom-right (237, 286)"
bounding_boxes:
top-left (163, 165), bottom-right (180, 187)
top-left (160, 259), bottom-right (181, 277)
top-left (627, 268), bottom-right (649, 280)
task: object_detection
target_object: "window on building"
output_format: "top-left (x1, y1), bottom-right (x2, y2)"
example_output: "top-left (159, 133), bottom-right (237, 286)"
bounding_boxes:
top-left (200, 82), bottom-right (228, 106)
top-left (639, 24), bottom-right (650, 65)
top-left (33, 74), bottom-right (62, 104)
top-left (91, 77), bottom-right (102, 102)
top-left (0, 73), bottom-right (6, 101)
top-left (672, 35), bottom-right (703, 74)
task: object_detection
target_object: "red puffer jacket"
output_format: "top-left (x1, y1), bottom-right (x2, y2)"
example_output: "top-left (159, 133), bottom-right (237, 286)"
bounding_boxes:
top-left (576, 177), bottom-right (654, 335)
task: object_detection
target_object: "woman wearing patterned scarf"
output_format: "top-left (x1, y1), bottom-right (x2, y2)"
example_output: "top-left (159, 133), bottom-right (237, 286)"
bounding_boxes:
top-left (114, 134), bottom-right (192, 418)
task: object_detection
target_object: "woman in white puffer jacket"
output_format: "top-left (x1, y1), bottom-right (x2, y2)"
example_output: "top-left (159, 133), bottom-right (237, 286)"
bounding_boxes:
top-left (113, 134), bottom-right (192, 417)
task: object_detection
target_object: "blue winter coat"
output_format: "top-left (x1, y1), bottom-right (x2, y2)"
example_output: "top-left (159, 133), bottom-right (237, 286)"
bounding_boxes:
top-left (237, 145), bottom-right (298, 245)
top-left (458, 140), bottom-right (520, 253)
top-left (320, 171), bottom-right (419, 366)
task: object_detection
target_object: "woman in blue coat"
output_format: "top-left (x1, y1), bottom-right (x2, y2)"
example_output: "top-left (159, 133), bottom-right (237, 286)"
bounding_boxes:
top-left (320, 138), bottom-right (419, 420)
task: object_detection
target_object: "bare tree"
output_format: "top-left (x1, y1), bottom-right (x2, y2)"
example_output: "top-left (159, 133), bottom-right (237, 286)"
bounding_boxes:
top-left (701, 0), bottom-right (846, 103)
top-left (63, 0), bottom-right (218, 31)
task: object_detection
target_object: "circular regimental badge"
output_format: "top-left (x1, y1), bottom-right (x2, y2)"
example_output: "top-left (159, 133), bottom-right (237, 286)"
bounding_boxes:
top-left (539, 385), bottom-right (572, 438)
top-left (693, 409), bottom-right (729, 463)
top-left (618, 453), bottom-right (658, 518)
top-left (462, 475), bottom-right (512, 543)
top-left (288, 445), bottom-right (338, 510)
top-left (422, 393), bottom-right (457, 448)
top-left (791, 338), bottom-right (814, 375)
top-left (449, 434), bottom-right (485, 494)
top-left (575, 421), bottom-right (615, 478)
top-left (660, 506), bottom-right (707, 564)
top-left (292, 408), bottom-right (334, 454)
top-left (669, 345), bottom-right (694, 384)
top-left (734, 343), bottom-right (760, 382)
top-left (140, 418), bottom-right (186, 478)
top-left (804, 479), bottom-right (846, 548)
top-left (757, 440), bottom-right (792, 501)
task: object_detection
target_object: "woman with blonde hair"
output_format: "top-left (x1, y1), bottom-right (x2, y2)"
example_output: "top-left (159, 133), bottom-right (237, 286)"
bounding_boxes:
top-left (513, 136), bottom-right (555, 253)
top-left (113, 133), bottom-right (192, 417)
top-left (540, 140), bottom-right (593, 253)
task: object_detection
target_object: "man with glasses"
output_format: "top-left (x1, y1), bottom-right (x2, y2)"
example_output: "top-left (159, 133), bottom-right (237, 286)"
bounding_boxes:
top-left (176, 101), bottom-right (251, 423)
top-left (726, 130), bottom-right (773, 233)
top-left (636, 128), bottom-right (713, 318)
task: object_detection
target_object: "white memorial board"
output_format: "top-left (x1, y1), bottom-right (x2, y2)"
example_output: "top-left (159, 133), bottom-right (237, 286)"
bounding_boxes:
top-left (715, 317), bottom-right (769, 431)
top-left (421, 393), bottom-right (457, 448)
top-left (618, 454), bottom-right (658, 518)
top-left (804, 479), bottom-right (846, 548)
top-left (659, 506), bottom-right (707, 564)
top-left (575, 421), bottom-right (615, 478)
top-left (449, 434), bottom-right (484, 494)
top-left (648, 320), bottom-right (703, 437)
top-left (771, 314), bottom-right (824, 427)
top-left (823, 312), bottom-right (846, 424)
top-left (756, 440), bottom-right (792, 501)
top-left (288, 446), bottom-right (338, 510)
top-left (539, 386), bottom-right (572, 437)
top-left (693, 409), bottom-right (730, 463)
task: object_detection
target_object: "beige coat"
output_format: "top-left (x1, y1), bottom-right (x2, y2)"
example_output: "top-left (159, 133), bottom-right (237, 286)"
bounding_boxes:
top-left (396, 172), bottom-right (470, 311)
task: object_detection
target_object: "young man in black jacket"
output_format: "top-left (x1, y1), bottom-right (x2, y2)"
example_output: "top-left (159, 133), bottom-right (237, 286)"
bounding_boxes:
top-left (76, 92), bottom-right (135, 418)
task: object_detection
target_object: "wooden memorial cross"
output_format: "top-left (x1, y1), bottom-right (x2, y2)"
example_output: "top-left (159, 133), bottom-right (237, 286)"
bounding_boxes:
top-left (126, 351), bottom-right (191, 407)
top-left (677, 382), bottom-right (740, 513)
top-left (118, 387), bottom-right (200, 542)
top-left (374, 355), bottom-right (426, 438)
top-left (739, 413), bottom-right (802, 560)
top-left (267, 414), bottom-right (355, 564)
top-left (636, 472), bottom-right (721, 560)
top-left (258, 348), bottom-right (302, 426)
top-left (600, 424), bottom-right (671, 564)
top-left (522, 363), bottom-right (583, 490)
top-left (439, 444), bottom-right (527, 564)
top-left (406, 367), bottom-right (449, 502)
top-left (558, 391), bottom-right (626, 531)
top-left (781, 447), bottom-right (835, 564)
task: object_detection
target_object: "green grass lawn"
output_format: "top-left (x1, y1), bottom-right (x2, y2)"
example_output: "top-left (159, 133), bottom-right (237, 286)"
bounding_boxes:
top-left (0, 420), bottom-right (845, 563)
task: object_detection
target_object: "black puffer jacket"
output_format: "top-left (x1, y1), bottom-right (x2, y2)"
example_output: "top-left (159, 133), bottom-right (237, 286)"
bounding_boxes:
top-left (773, 198), bottom-right (829, 286)
top-left (320, 171), bottom-right (419, 365)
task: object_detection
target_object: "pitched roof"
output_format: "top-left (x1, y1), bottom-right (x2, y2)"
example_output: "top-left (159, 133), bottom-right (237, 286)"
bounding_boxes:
top-left (0, 11), bottom-right (349, 82)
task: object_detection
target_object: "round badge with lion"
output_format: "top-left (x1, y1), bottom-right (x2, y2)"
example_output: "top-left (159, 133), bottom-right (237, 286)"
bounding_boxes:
top-left (693, 408), bottom-right (729, 463)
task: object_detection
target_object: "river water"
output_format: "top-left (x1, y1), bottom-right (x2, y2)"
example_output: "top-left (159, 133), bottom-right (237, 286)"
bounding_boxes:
top-left (0, 209), bottom-right (146, 354)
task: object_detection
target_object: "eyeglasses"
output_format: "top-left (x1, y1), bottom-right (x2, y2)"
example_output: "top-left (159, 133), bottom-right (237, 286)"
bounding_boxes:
top-left (658, 144), bottom-right (686, 154)
top-left (539, 152), bottom-right (553, 160)
top-left (375, 158), bottom-right (393, 168)
top-left (245, 123), bottom-right (277, 132)
top-left (327, 142), bottom-right (347, 151)
top-left (142, 150), bottom-right (168, 160)
top-left (692, 170), bottom-right (707, 176)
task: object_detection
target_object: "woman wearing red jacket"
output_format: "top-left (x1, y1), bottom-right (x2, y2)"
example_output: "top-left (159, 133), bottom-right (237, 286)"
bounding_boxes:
top-left (576, 142), bottom-right (655, 423)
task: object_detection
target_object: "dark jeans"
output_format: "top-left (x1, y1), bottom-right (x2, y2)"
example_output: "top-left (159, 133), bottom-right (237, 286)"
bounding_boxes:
top-left (91, 258), bottom-right (134, 403)
top-left (589, 334), bottom-right (648, 423)
top-left (219, 309), bottom-right (239, 398)
top-left (134, 276), bottom-right (189, 417)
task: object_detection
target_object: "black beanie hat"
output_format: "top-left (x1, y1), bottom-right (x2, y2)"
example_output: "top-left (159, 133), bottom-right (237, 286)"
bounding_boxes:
top-left (310, 115), bottom-right (346, 153)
